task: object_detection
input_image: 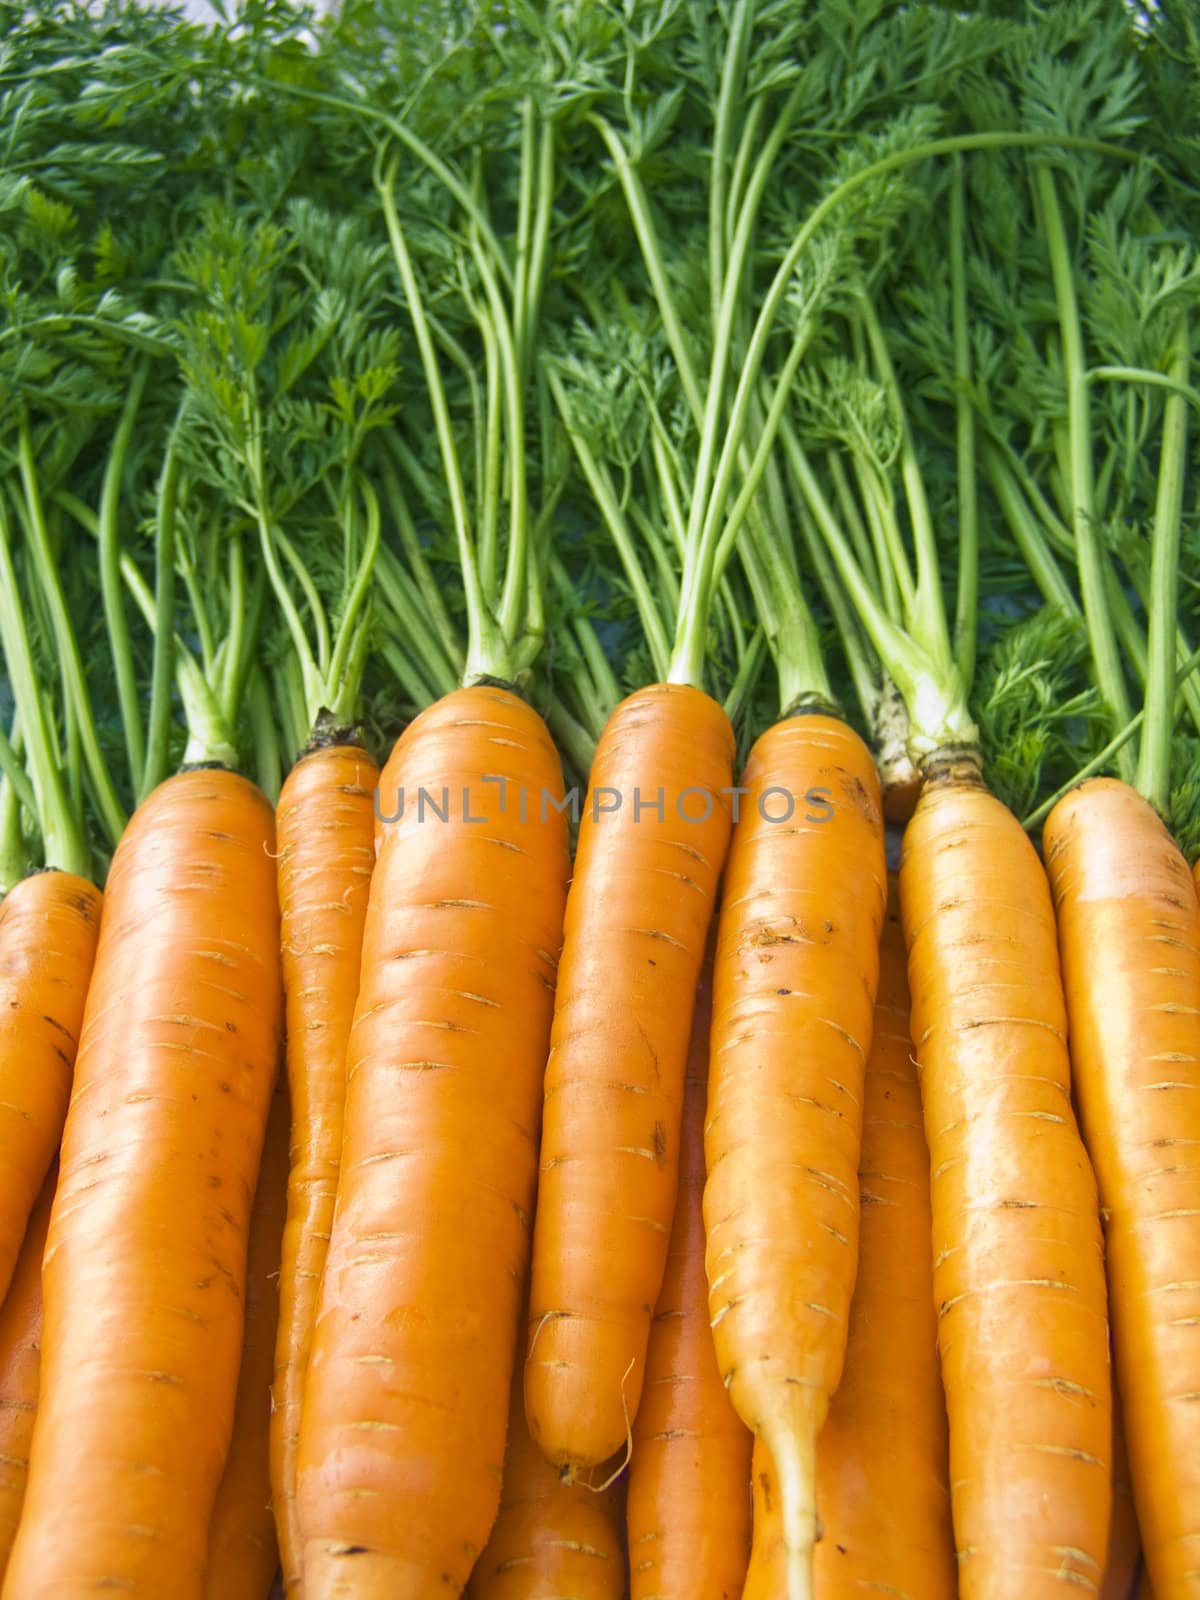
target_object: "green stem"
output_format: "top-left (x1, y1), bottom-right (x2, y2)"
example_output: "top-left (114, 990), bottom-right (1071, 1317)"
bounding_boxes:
top-left (949, 156), bottom-right (978, 691)
top-left (858, 292), bottom-right (952, 674)
top-left (324, 478), bottom-right (381, 725)
top-left (709, 0), bottom-right (756, 326)
top-left (591, 115), bottom-right (704, 421)
top-left (378, 156), bottom-right (504, 682)
top-left (1036, 164), bottom-right (1134, 775)
top-left (467, 230), bottom-right (528, 645)
top-left (783, 430), bottom-right (975, 756)
top-left (16, 417), bottom-right (124, 845)
top-left (477, 310), bottom-right (502, 600)
top-left (0, 716), bottom-right (35, 821)
top-left (1087, 365), bottom-right (1200, 412)
top-left (0, 714), bottom-right (26, 895)
top-left (248, 667), bottom-right (281, 803)
top-left (722, 626), bottom-right (768, 729)
top-left (546, 366), bottom-right (672, 681)
top-left (142, 404), bottom-right (183, 801)
top-left (981, 443), bottom-right (1080, 615)
top-left (1135, 314), bottom-right (1189, 813)
top-left (0, 498), bottom-right (87, 876)
top-left (376, 456), bottom-right (463, 673)
top-left (98, 359), bottom-right (150, 792)
top-left (669, 79), bottom-right (806, 683)
top-left (788, 449), bottom-right (880, 730)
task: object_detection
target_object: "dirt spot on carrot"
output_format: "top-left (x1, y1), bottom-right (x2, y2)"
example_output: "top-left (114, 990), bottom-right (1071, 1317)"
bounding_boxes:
top-left (757, 1470), bottom-right (773, 1512)
top-left (840, 771), bottom-right (882, 826)
top-left (652, 1122), bottom-right (666, 1164)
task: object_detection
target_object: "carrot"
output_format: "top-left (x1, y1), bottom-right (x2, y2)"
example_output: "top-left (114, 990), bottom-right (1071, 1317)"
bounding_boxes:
top-left (2, 769), bottom-right (283, 1599)
top-left (704, 714), bottom-right (887, 1598)
top-left (465, 1353), bottom-right (625, 1600)
top-left (0, 1166), bottom-right (54, 1585)
top-left (900, 763), bottom-right (1112, 1596)
top-left (1044, 778), bottom-right (1200, 1595)
top-left (743, 1436), bottom-right (783, 1600)
top-left (295, 685), bottom-right (570, 1596)
top-left (525, 683), bottom-right (734, 1471)
top-left (1100, 1387), bottom-right (1140, 1600)
top-left (787, 270), bottom-right (1114, 1591)
top-left (0, 872), bottom-right (100, 1307)
top-left (270, 738), bottom-right (378, 1595)
top-left (206, 1074), bottom-right (290, 1600)
top-left (812, 886), bottom-right (954, 1598)
top-left (626, 938), bottom-right (752, 1600)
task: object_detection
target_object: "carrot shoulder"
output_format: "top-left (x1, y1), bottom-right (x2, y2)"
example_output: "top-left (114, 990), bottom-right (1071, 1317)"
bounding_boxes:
top-left (2, 769), bottom-right (283, 1600)
top-left (526, 682), bottom-right (734, 1472)
top-left (1044, 778), bottom-right (1200, 1597)
top-left (0, 1167), bottom-right (54, 1585)
top-left (296, 686), bottom-right (570, 1597)
top-left (627, 941), bottom-right (751, 1600)
top-left (270, 740), bottom-right (378, 1597)
top-left (0, 871), bottom-right (100, 1306)
top-left (206, 1075), bottom-right (290, 1600)
top-left (705, 713), bottom-right (887, 1599)
top-left (900, 766), bottom-right (1111, 1597)
top-left (813, 889), bottom-right (954, 1597)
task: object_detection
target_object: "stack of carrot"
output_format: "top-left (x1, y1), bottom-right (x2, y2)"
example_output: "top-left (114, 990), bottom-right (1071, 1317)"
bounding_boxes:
top-left (0, 0), bottom-right (1197, 1597)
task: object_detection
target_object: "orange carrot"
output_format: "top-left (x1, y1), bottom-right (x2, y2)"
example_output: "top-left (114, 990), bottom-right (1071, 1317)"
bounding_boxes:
top-left (813, 886), bottom-right (954, 1597)
top-left (900, 761), bottom-right (1111, 1598)
top-left (627, 939), bottom-right (751, 1600)
top-left (1100, 1388), bottom-right (1140, 1600)
top-left (0, 871), bottom-right (100, 1306)
top-left (704, 713), bottom-right (887, 1598)
top-left (270, 739), bottom-right (378, 1596)
top-left (1044, 778), bottom-right (1200, 1596)
top-left (206, 1075), bottom-right (290, 1600)
top-left (525, 683), bottom-right (735, 1472)
top-left (3, 769), bottom-right (283, 1599)
top-left (465, 1359), bottom-right (625, 1600)
top-left (295, 686), bottom-right (570, 1596)
top-left (0, 1166), bottom-right (54, 1585)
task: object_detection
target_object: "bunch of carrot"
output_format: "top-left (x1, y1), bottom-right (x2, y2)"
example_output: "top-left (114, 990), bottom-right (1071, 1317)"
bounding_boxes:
top-left (0, 0), bottom-right (1197, 1597)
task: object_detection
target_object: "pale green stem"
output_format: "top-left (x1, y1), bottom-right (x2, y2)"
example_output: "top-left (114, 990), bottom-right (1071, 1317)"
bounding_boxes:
top-left (1136, 317), bottom-right (1189, 812)
top-left (1036, 164), bottom-right (1134, 774)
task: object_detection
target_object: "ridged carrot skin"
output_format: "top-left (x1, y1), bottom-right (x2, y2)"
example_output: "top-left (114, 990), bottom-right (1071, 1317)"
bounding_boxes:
top-left (465, 1361), bottom-right (625, 1600)
top-left (206, 1076), bottom-right (289, 1600)
top-left (1100, 1391), bottom-right (1140, 1600)
top-left (296, 686), bottom-right (570, 1598)
top-left (900, 765), bottom-right (1111, 1598)
top-left (1044, 778), bottom-right (1200, 1597)
top-left (627, 943), bottom-right (751, 1600)
top-left (813, 888), bottom-right (955, 1598)
top-left (0, 1168), bottom-right (54, 1585)
top-left (526, 683), bottom-right (735, 1472)
top-left (270, 740), bottom-right (378, 1596)
top-left (2, 769), bottom-right (283, 1600)
top-left (705, 713), bottom-right (887, 1599)
top-left (0, 870), bottom-right (100, 1306)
